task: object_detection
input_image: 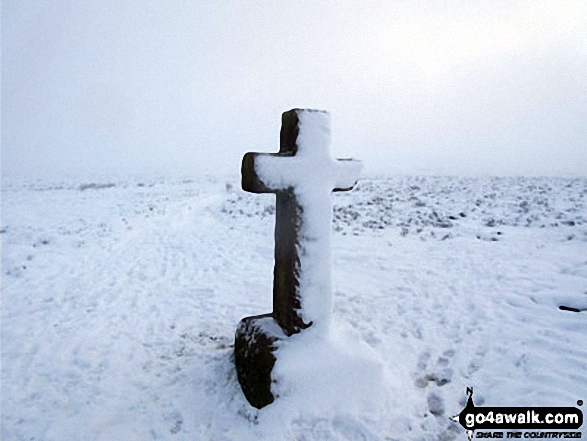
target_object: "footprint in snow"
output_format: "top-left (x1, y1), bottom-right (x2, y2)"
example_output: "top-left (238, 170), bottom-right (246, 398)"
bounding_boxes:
top-left (414, 349), bottom-right (455, 389)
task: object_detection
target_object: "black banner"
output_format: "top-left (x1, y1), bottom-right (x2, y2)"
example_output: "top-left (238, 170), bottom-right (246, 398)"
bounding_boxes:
top-left (451, 388), bottom-right (583, 437)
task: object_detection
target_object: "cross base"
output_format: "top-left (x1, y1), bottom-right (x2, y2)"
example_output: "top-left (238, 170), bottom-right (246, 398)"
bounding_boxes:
top-left (234, 314), bottom-right (286, 409)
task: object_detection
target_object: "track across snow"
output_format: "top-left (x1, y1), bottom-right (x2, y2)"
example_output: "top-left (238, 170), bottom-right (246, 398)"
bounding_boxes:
top-left (2, 176), bottom-right (586, 440)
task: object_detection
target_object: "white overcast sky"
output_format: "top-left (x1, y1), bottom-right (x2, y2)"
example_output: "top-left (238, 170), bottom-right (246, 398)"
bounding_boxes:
top-left (2, 0), bottom-right (586, 179)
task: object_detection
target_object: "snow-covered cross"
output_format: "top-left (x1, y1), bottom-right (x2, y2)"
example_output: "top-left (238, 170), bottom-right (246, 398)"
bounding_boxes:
top-left (234, 109), bottom-right (362, 408)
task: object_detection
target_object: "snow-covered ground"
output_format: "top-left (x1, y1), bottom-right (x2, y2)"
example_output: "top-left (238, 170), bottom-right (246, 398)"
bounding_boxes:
top-left (2, 175), bottom-right (586, 440)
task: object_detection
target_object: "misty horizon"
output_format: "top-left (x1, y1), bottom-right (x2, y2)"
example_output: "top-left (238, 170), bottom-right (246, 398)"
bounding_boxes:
top-left (3, 1), bottom-right (586, 180)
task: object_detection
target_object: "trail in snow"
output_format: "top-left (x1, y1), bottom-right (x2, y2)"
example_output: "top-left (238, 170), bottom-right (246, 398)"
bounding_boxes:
top-left (2, 176), bottom-right (586, 440)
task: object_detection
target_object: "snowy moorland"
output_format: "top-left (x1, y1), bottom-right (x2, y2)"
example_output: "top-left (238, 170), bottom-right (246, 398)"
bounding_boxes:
top-left (2, 175), bottom-right (586, 440)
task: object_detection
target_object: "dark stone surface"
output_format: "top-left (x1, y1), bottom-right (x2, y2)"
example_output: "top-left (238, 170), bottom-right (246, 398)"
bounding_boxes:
top-left (235, 110), bottom-right (310, 409)
top-left (234, 314), bottom-right (281, 409)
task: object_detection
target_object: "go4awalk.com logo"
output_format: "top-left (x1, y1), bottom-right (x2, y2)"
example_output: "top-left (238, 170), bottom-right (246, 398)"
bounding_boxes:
top-left (450, 388), bottom-right (583, 440)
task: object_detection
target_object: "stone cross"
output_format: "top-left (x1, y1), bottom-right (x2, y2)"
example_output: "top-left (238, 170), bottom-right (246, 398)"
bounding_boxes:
top-left (234, 109), bottom-right (362, 409)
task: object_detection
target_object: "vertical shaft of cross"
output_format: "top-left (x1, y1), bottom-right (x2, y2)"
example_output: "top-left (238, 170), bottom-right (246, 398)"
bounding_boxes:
top-left (271, 110), bottom-right (311, 335)
top-left (241, 109), bottom-right (362, 336)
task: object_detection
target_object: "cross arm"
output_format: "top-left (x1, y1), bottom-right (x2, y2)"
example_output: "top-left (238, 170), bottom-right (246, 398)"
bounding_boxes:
top-left (333, 159), bottom-right (362, 192)
top-left (242, 152), bottom-right (293, 193)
